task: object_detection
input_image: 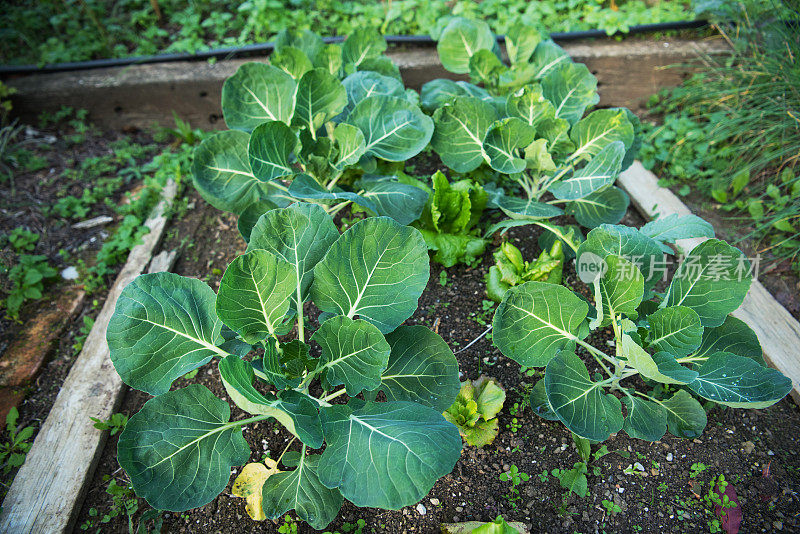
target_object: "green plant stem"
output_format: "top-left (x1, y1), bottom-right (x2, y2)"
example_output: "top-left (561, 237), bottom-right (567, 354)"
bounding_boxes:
top-left (296, 289), bottom-right (305, 343)
top-left (275, 436), bottom-right (297, 466)
top-left (322, 387), bottom-right (347, 402)
top-left (532, 221), bottom-right (580, 253)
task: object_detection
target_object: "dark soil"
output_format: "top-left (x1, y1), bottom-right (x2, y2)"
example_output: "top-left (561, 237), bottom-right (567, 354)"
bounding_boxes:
top-left (74, 189), bottom-right (800, 534)
top-left (0, 121), bottom-right (165, 492)
top-left (672, 190), bottom-right (800, 321)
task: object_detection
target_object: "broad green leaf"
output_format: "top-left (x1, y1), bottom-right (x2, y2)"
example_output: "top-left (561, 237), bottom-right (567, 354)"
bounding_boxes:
top-left (651, 352), bottom-right (700, 384)
top-left (346, 95), bottom-right (434, 161)
top-left (262, 453), bottom-right (343, 530)
top-left (357, 56), bottom-right (402, 80)
top-left (292, 68), bottom-right (347, 132)
top-left (248, 120), bottom-right (296, 181)
top-left (311, 315), bottom-right (390, 395)
top-left (541, 62), bottom-right (599, 125)
top-left (118, 385), bottom-right (250, 511)
top-left (530, 40), bottom-right (569, 79)
top-left (493, 281), bottom-right (588, 367)
top-left (529, 379), bottom-right (559, 420)
top-left (664, 239), bottom-right (751, 327)
top-left (621, 334), bottom-right (697, 385)
top-left (505, 84), bottom-right (555, 128)
top-left (537, 115), bottom-right (574, 156)
top-left (569, 108), bottom-right (634, 161)
top-left (192, 130), bottom-right (285, 214)
top-left (469, 49), bottom-right (507, 86)
top-left (577, 224), bottom-right (664, 289)
top-left (275, 29), bottom-right (324, 62)
top-left (495, 195), bottom-right (563, 220)
top-left (332, 123), bottom-right (367, 169)
top-left (247, 203), bottom-right (339, 305)
top-left (694, 315), bottom-right (764, 365)
top-left (317, 400), bottom-right (462, 508)
top-left (314, 44), bottom-right (343, 76)
top-left (599, 255), bottom-right (643, 322)
top-left (565, 186), bottom-right (630, 228)
top-left (622, 396), bottom-right (666, 441)
top-left (377, 326), bottom-right (460, 411)
top-left (437, 17), bottom-right (495, 74)
top-left (287, 172), bottom-right (370, 205)
top-left (483, 118), bottom-right (537, 174)
top-left (256, 339), bottom-right (301, 389)
top-left (341, 71), bottom-right (405, 119)
top-left (312, 217), bottom-right (429, 333)
top-left (548, 141), bottom-right (625, 200)
top-left (270, 46), bottom-right (313, 79)
top-left (506, 21), bottom-right (542, 65)
top-left (544, 351), bottom-right (623, 441)
top-left (524, 138), bottom-right (556, 172)
top-left (216, 250), bottom-right (296, 343)
top-left (431, 96), bottom-right (498, 172)
top-left (662, 389), bottom-right (707, 438)
top-left (688, 352), bottom-right (792, 408)
top-left (640, 214), bottom-right (715, 253)
top-left (218, 355), bottom-right (322, 447)
top-left (473, 376), bottom-right (505, 420)
top-left (108, 273), bottom-right (223, 396)
top-left (222, 63), bottom-right (297, 131)
top-left (646, 306), bottom-right (703, 356)
top-left (357, 176), bottom-right (429, 225)
top-left (237, 200), bottom-right (278, 242)
top-left (342, 27), bottom-right (387, 67)
top-left (420, 78), bottom-right (468, 113)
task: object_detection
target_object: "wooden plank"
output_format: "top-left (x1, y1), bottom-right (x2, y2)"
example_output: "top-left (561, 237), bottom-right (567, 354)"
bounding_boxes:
top-left (6, 38), bottom-right (728, 130)
top-left (618, 161), bottom-right (800, 404)
top-left (0, 180), bottom-right (178, 534)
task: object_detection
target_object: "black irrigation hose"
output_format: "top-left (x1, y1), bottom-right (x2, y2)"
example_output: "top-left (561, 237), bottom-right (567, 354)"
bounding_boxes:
top-left (0, 19), bottom-right (708, 76)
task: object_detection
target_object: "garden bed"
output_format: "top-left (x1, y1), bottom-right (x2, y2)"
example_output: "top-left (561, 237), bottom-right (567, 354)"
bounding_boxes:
top-left (72, 186), bottom-right (800, 533)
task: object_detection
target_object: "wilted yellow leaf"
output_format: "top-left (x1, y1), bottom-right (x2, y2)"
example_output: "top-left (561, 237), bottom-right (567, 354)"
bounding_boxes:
top-left (231, 458), bottom-right (281, 521)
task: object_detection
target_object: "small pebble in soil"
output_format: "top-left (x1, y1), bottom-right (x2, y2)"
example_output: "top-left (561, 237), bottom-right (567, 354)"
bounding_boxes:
top-left (430, 498), bottom-right (439, 506)
top-left (416, 503), bottom-right (426, 515)
top-left (666, 453), bottom-right (673, 461)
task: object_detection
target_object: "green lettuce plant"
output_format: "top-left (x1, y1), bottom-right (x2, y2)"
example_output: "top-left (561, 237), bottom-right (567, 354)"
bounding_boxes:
top-left (412, 170), bottom-right (489, 267)
top-left (485, 239), bottom-right (563, 302)
top-left (107, 210), bottom-right (462, 529)
top-left (422, 17), bottom-right (640, 243)
top-left (492, 219), bottom-right (792, 443)
top-left (443, 376), bottom-right (506, 447)
top-left (191, 28), bottom-right (433, 240)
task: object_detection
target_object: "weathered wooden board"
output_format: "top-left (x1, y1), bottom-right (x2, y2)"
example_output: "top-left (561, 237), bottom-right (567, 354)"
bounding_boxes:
top-left (0, 180), bottom-right (177, 534)
top-left (618, 161), bottom-right (800, 404)
top-left (4, 38), bottom-right (728, 130)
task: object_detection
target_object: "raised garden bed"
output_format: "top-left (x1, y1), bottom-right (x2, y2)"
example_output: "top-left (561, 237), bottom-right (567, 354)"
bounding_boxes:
top-left (2, 19), bottom-right (799, 534)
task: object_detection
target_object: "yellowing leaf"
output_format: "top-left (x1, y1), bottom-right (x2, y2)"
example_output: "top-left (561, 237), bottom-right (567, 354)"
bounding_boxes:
top-left (232, 459), bottom-right (281, 520)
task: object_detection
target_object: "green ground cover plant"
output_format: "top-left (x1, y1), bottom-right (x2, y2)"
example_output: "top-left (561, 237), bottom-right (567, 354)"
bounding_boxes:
top-left (485, 240), bottom-right (563, 302)
top-left (640, 0), bottom-right (800, 272)
top-left (107, 213), bottom-right (462, 530)
top-left (0, 1), bottom-right (692, 66)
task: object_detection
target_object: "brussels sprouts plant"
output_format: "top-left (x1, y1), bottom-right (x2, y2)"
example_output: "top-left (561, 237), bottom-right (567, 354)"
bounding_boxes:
top-left (191, 28), bottom-right (433, 241)
top-left (422, 17), bottom-right (642, 244)
top-left (492, 220), bottom-right (793, 443)
top-left (107, 210), bottom-right (463, 529)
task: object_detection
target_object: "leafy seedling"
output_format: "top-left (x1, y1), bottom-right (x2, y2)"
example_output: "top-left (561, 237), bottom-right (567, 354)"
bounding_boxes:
top-left (444, 375), bottom-right (506, 447)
